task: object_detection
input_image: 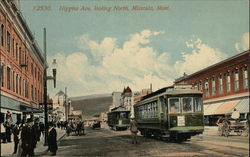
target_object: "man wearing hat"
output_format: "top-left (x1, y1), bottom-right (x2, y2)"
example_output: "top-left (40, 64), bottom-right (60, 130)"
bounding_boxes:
top-left (129, 117), bottom-right (139, 144)
top-left (21, 118), bottom-right (37, 156)
top-left (48, 122), bottom-right (58, 156)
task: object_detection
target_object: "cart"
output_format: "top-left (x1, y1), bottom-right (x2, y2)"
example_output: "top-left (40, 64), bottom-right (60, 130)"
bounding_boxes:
top-left (218, 118), bottom-right (249, 137)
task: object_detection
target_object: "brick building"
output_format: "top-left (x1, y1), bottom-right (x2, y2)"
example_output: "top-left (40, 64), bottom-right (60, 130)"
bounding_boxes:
top-left (0, 0), bottom-right (44, 124)
top-left (175, 50), bottom-right (249, 125)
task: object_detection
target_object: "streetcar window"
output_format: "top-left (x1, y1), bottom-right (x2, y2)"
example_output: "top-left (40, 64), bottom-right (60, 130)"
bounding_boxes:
top-left (169, 98), bottom-right (180, 113)
top-left (194, 97), bottom-right (202, 112)
top-left (182, 97), bottom-right (193, 112)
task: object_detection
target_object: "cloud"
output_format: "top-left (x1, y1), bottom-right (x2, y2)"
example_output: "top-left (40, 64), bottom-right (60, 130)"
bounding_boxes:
top-left (174, 38), bottom-right (227, 76)
top-left (235, 32), bottom-right (249, 52)
top-left (48, 30), bottom-right (228, 97)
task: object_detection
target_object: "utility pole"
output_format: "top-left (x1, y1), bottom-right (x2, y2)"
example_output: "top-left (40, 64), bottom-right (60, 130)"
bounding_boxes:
top-left (64, 87), bottom-right (67, 121)
top-left (43, 27), bottom-right (48, 146)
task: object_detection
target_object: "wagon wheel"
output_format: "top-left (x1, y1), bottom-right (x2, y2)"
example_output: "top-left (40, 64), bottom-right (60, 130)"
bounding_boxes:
top-left (218, 125), bottom-right (223, 136)
top-left (243, 123), bottom-right (249, 137)
top-left (222, 121), bottom-right (229, 137)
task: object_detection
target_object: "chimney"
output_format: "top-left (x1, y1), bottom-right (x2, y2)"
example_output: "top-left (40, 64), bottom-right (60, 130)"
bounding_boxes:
top-left (150, 83), bottom-right (152, 92)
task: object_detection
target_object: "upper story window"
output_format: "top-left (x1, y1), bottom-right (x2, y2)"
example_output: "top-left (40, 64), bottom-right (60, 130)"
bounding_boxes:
top-left (219, 75), bottom-right (223, 94)
top-left (212, 77), bottom-right (216, 96)
top-left (199, 81), bottom-right (203, 92)
top-left (12, 39), bottom-right (14, 55)
top-left (1, 24), bottom-right (4, 46)
top-left (205, 79), bottom-right (209, 97)
top-left (7, 67), bottom-right (11, 90)
top-left (12, 71), bottom-right (15, 92)
top-left (16, 43), bottom-right (18, 61)
top-left (226, 72), bottom-right (231, 93)
top-left (7, 31), bottom-right (10, 52)
top-left (234, 69), bottom-right (239, 91)
top-left (1, 66), bottom-right (4, 87)
top-left (243, 66), bottom-right (248, 89)
top-left (19, 47), bottom-right (22, 64)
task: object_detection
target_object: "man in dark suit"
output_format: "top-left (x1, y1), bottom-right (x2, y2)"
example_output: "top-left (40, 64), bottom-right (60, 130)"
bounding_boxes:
top-left (12, 121), bottom-right (20, 154)
top-left (21, 118), bottom-right (37, 156)
top-left (48, 122), bottom-right (58, 156)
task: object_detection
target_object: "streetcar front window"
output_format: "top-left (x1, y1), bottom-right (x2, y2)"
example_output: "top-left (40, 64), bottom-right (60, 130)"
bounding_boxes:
top-left (194, 97), bottom-right (202, 112)
top-left (169, 98), bottom-right (180, 113)
top-left (182, 97), bottom-right (193, 112)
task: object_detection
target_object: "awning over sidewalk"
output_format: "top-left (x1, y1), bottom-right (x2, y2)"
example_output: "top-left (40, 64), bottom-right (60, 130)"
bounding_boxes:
top-left (204, 102), bottom-right (223, 115)
top-left (215, 99), bottom-right (240, 115)
top-left (233, 97), bottom-right (249, 114)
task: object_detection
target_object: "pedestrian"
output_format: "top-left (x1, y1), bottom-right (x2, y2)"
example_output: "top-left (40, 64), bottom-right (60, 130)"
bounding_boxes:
top-left (12, 121), bottom-right (20, 154)
top-left (39, 122), bottom-right (45, 136)
top-left (33, 120), bottom-right (41, 142)
top-left (129, 117), bottom-right (139, 144)
top-left (20, 118), bottom-right (37, 157)
top-left (3, 120), bottom-right (12, 142)
top-left (1, 122), bottom-right (6, 143)
top-left (48, 122), bottom-right (58, 156)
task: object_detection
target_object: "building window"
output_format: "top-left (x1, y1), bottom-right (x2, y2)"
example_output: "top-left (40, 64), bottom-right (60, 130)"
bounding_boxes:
top-left (1, 66), bottom-right (4, 87)
top-left (19, 47), bottom-right (22, 65)
top-left (226, 72), bottom-right (231, 92)
top-left (199, 81), bottom-right (203, 92)
top-left (13, 71), bottom-right (15, 92)
top-left (243, 67), bottom-right (248, 89)
top-left (205, 79), bottom-right (209, 97)
top-left (19, 77), bottom-right (21, 95)
top-left (212, 77), bottom-right (216, 96)
top-left (7, 67), bottom-right (11, 90)
top-left (16, 74), bottom-right (18, 94)
top-left (31, 85), bottom-right (34, 100)
top-left (7, 31), bottom-right (10, 52)
top-left (234, 70), bottom-right (239, 91)
top-left (219, 75), bottom-right (223, 94)
top-left (12, 38), bottom-right (14, 55)
top-left (16, 43), bottom-right (18, 61)
top-left (1, 25), bottom-right (4, 46)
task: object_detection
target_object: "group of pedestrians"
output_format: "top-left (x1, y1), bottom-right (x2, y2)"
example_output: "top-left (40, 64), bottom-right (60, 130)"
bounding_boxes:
top-left (0, 111), bottom-right (60, 156)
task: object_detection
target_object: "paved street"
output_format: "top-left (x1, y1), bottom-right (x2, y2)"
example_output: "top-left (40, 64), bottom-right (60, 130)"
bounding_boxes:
top-left (41, 123), bottom-right (249, 157)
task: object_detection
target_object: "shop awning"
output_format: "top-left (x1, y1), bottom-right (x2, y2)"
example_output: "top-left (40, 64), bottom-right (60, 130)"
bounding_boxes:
top-left (233, 98), bottom-right (249, 114)
top-left (204, 102), bottom-right (224, 115)
top-left (215, 99), bottom-right (240, 115)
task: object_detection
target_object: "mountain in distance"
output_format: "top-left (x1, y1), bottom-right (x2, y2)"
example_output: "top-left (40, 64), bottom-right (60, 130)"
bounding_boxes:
top-left (70, 93), bottom-right (112, 119)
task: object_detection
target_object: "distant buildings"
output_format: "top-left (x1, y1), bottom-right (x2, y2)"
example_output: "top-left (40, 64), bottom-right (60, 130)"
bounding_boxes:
top-left (122, 86), bottom-right (133, 111)
top-left (0, 0), bottom-right (44, 124)
top-left (109, 92), bottom-right (122, 111)
top-left (175, 50), bottom-right (249, 125)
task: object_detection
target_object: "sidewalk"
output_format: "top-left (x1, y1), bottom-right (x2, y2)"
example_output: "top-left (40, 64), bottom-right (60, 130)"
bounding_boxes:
top-left (1, 128), bottom-right (66, 157)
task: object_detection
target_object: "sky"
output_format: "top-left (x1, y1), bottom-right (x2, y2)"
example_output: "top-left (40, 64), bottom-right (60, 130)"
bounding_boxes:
top-left (19, 0), bottom-right (249, 97)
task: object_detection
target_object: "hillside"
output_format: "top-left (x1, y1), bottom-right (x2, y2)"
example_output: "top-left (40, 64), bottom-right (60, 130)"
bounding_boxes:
top-left (70, 94), bottom-right (112, 119)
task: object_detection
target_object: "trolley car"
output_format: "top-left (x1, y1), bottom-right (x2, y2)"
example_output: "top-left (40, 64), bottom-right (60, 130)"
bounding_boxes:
top-left (134, 85), bottom-right (204, 142)
top-left (107, 106), bottom-right (130, 131)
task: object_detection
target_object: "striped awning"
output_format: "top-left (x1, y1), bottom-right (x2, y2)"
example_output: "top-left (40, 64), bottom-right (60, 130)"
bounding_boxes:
top-left (204, 102), bottom-right (224, 115)
top-left (232, 98), bottom-right (249, 113)
top-left (215, 99), bottom-right (240, 115)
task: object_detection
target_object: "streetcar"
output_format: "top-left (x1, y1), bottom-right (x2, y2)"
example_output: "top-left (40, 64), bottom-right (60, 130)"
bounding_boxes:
top-left (107, 106), bottom-right (130, 131)
top-left (134, 85), bottom-right (204, 142)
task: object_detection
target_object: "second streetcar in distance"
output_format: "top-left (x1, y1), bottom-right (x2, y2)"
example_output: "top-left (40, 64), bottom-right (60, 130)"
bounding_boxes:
top-left (107, 106), bottom-right (130, 131)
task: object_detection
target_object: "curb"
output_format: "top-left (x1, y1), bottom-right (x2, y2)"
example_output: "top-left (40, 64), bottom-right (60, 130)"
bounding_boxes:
top-left (35, 133), bottom-right (66, 156)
